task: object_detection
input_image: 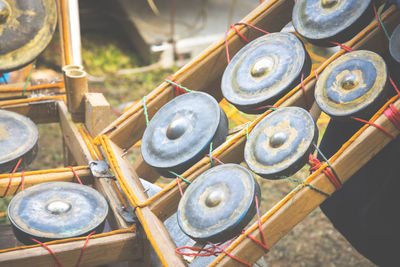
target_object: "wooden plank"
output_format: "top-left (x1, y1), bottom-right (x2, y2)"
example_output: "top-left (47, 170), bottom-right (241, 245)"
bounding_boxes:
top-left (107, 140), bottom-right (186, 267)
top-left (58, 100), bottom-right (130, 229)
top-left (2, 100), bottom-right (59, 124)
top-left (132, 153), bottom-right (160, 183)
top-left (0, 232), bottom-right (141, 267)
top-left (0, 168), bottom-right (92, 196)
top-left (104, 0), bottom-right (295, 150)
top-left (84, 93), bottom-right (111, 137)
top-left (215, 97), bottom-right (400, 266)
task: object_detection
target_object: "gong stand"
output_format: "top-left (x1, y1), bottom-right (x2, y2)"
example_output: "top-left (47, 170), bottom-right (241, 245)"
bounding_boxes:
top-left (1, 1), bottom-right (400, 267)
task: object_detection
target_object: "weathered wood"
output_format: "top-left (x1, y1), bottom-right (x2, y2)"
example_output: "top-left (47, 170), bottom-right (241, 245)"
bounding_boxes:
top-left (0, 83), bottom-right (65, 99)
top-left (133, 153), bottom-right (160, 183)
top-left (58, 100), bottom-right (130, 229)
top-left (0, 168), bottom-right (92, 196)
top-left (84, 93), bottom-right (111, 136)
top-left (106, 140), bottom-right (186, 266)
top-left (103, 0), bottom-right (295, 150)
top-left (0, 231), bottom-right (141, 267)
top-left (2, 100), bottom-right (59, 124)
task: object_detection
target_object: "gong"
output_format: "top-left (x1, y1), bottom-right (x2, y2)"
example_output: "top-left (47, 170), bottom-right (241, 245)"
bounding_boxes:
top-left (0, 109), bottom-right (38, 173)
top-left (390, 24), bottom-right (400, 64)
top-left (221, 32), bottom-right (311, 114)
top-left (177, 164), bottom-right (260, 243)
top-left (8, 182), bottom-right (109, 244)
top-left (244, 107), bottom-right (318, 179)
top-left (292, 0), bottom-right (372, 46)
top-left (141, 92), bottom-right (228, 178)
top-left (315, 50), bottom-right (388, 119)
top-left (0, 0), bottom-right (57, 72)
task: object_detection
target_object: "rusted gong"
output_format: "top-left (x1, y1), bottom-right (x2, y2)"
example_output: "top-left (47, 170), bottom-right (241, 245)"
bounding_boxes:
top-left (315, 50), bottom-right (389, 119)
top-left (0, 0), bottom-right (57, 72)
top-left (8, 182), bottom-right (109, 244)
top-left (0, 109), bottom-right (38, 173)
top-left (221, 32), bottom-right (311, 114)
top-left (244, 107), bottom-right (318, 179)
top-left (141, 92), bottom-right (228, 177)
top-left (292, 0), bottom-right (372, 45)
top-left (177, 164), bottom-right (260, 243)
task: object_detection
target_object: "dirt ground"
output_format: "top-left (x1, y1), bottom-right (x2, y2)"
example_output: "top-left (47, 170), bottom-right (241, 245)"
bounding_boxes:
top-left (1, 21), bottom-right (376, 267)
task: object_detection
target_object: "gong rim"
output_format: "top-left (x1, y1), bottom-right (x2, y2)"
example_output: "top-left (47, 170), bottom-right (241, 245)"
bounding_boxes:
top-left (8, 182), bottom-right (109, 240)
top-left (177, 164), bottom-right (260, 243)
top-left (141, 92), bottom-right (227, 176)
top-left (0, 0), bottom-right (57, 72)
top-left (244, 107), bottom-right (318, 179)
top-left (0, 109), bottom-right (39, 170)
top-left (315, 50), bottom-right (387, 118)
top-left (292, 0), bottom-right (372, 44)
top-left (221, 32), bottom-right (310, 114)
top-left (390, 24), bottom-right (400, 64)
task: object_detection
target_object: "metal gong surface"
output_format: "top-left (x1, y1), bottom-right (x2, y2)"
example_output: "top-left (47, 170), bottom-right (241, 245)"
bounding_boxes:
top-left (177, 164), bottom-right (260, 243)
top-left (0, 0), bottom-right (57, 72)
top-left (315, 50), bottom-right (387, 118)
top-left (0, 109), bottom-right (38, 173)
top-left (292, 0), bottom-right (371, 44)
top-left (141, 92), bottom-right (228, 177)
top-left (221, 32), bottom-right (309, 114)
top-left (390, 24), bottom-right (400, 64)
top-left (8, 182), bottom-right (108, 240)
top-left (244, 107), bottom-right (318, 179)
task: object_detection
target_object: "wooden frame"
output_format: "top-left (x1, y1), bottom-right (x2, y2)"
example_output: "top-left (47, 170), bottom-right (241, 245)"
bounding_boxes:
top-left (1, 0), bottom-right (399, 266)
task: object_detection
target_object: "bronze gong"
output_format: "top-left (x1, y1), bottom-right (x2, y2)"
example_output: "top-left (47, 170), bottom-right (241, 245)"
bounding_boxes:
top-left (390, 24), bottom-right (400, 64)
top-left (177, 164), bottom-right (261, 243)
top-left (8, 182), bottom-right (109, 244)
top-left (244, 107), bottom-right (318, 179)
top-left (315, 50), bottom-right (388, 119)
top-left (292, 0), bottom-right (372, 46)
top-left (0, 109), bottom-right (38, 173)
top-left (0, 0), bottom-right (57, 72)
top-left (221, 32), bottom-right (311, 114)
top-left (141, 92), bottom-right (228, 177)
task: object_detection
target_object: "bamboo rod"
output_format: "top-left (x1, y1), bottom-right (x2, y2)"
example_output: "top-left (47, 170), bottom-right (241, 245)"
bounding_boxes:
top-left (64, 69), bottom-right (88, 122)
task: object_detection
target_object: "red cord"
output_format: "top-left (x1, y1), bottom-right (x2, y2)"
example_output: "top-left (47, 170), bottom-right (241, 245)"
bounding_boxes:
top-left (243, 196), bottom-right (269, 252)
top-left (75, 231), bottom-right (96, 267)
top-left (176, 178), bottom-right (184, 196)
top-left (31, 238), bottom-right (64, 267)
top-left (389, 77), bottom-right (400, 97)
top-left (329, 41), bottom-right (354, 52)
top-left (351, 116), bottom-right (395, 139)
top-left (384, 104), bottom-right (400, 131)
top-left (69, 166), bottom-right (83, 184)
top-left (20, 170), bottom-right (25, 191)
top-left (308, 154), bottom-right (341, 190)
top-left (314, 70), bottom-right (319, 80)
top-left (2, 158), bottom-right (22, 197)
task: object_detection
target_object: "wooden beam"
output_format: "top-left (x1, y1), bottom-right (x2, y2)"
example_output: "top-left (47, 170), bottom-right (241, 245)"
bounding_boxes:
top-left (0, 231), bottom-right (141, 267)
top-left (132, 153), bottom-right (160, 183)
top-left (106, 140), bottom-right (186, 266)
top-left (0, 168), bottom-right (92, 196)
top-left (84, 93), bottom-right (111, 137)
top-left (2, 100), bottom-right (59, 124)
top-left (103, 0), bottom-right (295, 150)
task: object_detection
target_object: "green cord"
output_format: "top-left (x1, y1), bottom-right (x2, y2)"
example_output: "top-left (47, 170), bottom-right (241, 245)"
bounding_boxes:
top-left (313, 143), bottom-right (342, 186)
top-left (377, 3), bottom-right (391, 41)
top-left (209, 142), bottom-right (214, 167)
top-left (288, 177), bottom-right (331, 199)
top-left (22, 61), bottom-right (36, 97)
top-left (169, 171), bottom-right (192, 184)
top-left (165, 79), bottom-right (193, 93)
top-left (142, 96), bottom-right (149, 126)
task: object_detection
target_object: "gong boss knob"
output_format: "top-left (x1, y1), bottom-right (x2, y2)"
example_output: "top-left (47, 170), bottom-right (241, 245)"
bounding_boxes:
top-left (8, 182), bottom-right (109, 244)
top-left (315, 50), bottom-right (388, 119)
top-left (177, 164), bottom-right (261, 243)
top-left (221, 32), bottom-right (311, 114)
top-left (292, 0), bottom-right (372, 45)
top-left (245, 107), bottom-right (318, 179)
top-left (141, 92), bottom-right (228, 177)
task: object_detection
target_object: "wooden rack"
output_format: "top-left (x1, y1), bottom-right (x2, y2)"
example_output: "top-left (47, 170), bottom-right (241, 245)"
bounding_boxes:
top-left (0, 0), bottom-right (399, 266)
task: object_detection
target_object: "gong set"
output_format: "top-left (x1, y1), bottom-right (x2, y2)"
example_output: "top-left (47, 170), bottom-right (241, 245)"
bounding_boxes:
top-left (0, 0), bottom-right (111, 245)
top-left (137, 0), bottom-right (400, 245)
